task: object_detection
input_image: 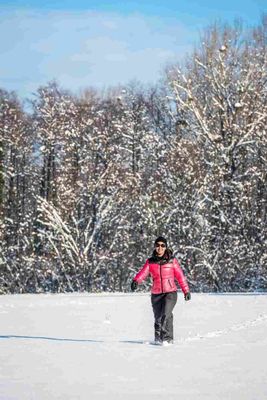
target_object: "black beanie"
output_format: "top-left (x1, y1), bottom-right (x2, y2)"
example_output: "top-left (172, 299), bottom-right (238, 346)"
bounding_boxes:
top-left (154, 236), bottom-right (168, 247)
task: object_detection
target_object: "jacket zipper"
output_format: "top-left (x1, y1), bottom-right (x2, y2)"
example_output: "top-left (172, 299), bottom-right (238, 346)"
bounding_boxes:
top-left (159, 263), bottom-right (163, 293)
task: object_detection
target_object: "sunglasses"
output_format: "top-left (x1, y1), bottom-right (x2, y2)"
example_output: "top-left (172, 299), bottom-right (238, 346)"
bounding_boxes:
top-left (155, 243), bottom-right (166, 248)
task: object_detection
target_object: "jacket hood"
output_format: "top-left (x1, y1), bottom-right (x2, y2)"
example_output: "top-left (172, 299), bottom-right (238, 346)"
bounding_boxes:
top-left (150, 248), bottom-right (173, 263)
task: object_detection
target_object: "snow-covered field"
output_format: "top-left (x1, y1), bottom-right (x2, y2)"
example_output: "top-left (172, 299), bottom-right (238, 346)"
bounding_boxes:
top-left (0, 292), bottom-right (267, 400)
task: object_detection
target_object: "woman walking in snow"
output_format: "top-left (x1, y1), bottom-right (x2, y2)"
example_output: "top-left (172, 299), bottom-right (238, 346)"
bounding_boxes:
top-left (131, 236), bottom-right (191, 345)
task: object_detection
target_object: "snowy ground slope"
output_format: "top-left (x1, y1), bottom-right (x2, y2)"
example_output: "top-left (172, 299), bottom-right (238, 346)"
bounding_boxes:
top-left (0, 293), bottom-right (267, 400)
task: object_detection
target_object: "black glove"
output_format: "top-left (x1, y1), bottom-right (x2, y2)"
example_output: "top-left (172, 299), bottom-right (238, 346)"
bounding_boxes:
top-left (131, 280), bottom-right (138, 292)
top-left (184, 292), bottom-right (191, 301)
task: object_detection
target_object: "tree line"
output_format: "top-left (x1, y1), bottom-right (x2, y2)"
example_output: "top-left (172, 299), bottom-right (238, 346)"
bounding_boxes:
top-left (0, 17), bottom-right (266, 293)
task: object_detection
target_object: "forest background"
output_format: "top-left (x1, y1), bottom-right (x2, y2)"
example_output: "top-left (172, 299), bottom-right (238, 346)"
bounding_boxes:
top-left (0, 16), bottom-right (266, 294)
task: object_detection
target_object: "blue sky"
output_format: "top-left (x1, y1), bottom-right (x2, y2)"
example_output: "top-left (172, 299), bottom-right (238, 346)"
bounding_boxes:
top-left (0, 0), bottom-right (265, 100)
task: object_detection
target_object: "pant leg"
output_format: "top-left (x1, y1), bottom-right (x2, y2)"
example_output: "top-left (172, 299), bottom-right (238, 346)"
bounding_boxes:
top-left (151, 294), bottom-right (165, 341)
top-left (161, 291), bottom-right (177, 341)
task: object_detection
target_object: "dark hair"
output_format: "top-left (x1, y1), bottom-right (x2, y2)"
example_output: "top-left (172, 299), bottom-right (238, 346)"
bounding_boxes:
top-left (151, 247), bottom-right (173, 262)
top-left (154, 236), bottom-right (167, 247)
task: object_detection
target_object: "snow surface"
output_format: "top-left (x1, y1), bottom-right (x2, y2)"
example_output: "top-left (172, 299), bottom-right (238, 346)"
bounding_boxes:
top-left (0, 292), bottom-right (267, 400)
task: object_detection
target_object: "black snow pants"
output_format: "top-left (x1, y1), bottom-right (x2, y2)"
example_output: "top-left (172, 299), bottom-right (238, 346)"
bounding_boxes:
top-left (151, 291), bottom-right (177, 342)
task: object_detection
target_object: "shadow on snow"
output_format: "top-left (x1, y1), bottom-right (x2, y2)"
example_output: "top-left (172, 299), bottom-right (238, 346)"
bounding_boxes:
top-left (0, 335), bottom-right (148, 345)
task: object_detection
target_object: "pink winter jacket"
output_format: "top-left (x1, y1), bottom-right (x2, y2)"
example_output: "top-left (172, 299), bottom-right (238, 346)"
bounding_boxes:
top-left (133, 257), bottom-right (189, 295)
